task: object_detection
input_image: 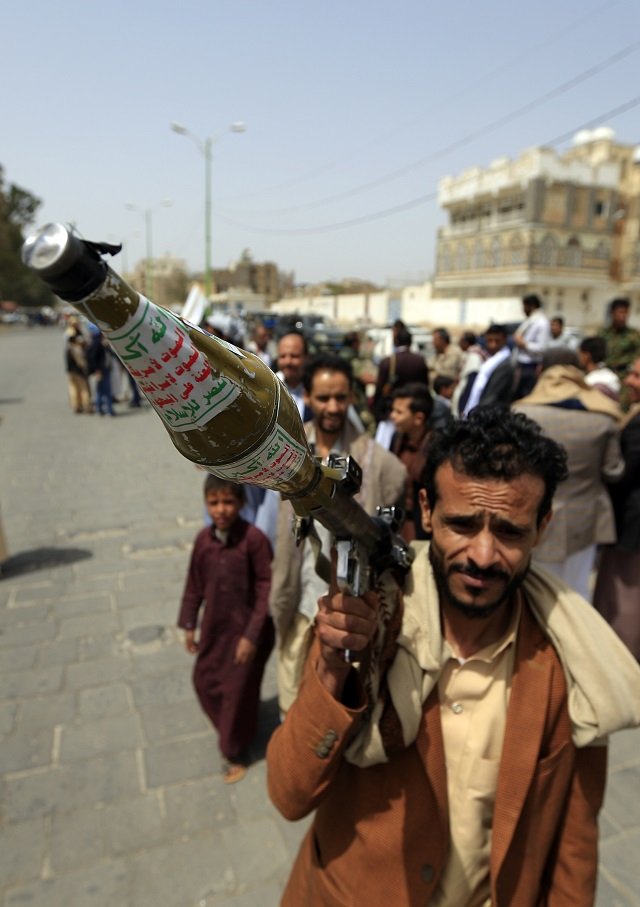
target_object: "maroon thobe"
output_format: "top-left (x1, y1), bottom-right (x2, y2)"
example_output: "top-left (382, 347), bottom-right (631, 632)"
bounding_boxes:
top-left (177, 518), bottom-right (274, 760)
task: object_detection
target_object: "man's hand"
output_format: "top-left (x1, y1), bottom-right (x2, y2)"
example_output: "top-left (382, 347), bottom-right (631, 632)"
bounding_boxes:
top-left (234, 637), bottom-right (257, 665)
top-left (513, 334), bottom-right (527, 350)
top-left (315, 586), bottom-right (379, 698)
top-left (184, 629), bottom-right (198, 654)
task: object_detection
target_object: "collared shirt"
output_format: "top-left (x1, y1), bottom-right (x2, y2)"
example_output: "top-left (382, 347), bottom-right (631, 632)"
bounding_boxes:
top-left (275, 370), bottom-right (306, 419)
top-left (515, 310), bottom-right (551, 365)
top-left (430, 599), bottom-right (521, 907)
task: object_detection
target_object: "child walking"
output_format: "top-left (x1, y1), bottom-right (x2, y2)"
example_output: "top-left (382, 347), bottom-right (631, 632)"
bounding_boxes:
top-left (178, 475), bottom-right (274, 783)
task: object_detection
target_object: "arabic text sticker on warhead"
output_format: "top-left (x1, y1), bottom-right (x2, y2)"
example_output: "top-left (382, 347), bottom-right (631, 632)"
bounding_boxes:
top-left (105, 298), bottom-right (240, 430)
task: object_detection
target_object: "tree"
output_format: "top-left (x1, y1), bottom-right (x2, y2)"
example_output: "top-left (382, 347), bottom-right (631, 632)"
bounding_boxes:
top-left (0, 166), bottom-right (54, 307)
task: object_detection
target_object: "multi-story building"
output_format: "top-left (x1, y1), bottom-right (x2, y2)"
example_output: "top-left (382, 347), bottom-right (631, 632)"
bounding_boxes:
top-left (212, 249), bottom-right (293, 305)
top-left (128, 254), bottom-right (188, 311)
top-left (433, 128), bottom-right (640, 330)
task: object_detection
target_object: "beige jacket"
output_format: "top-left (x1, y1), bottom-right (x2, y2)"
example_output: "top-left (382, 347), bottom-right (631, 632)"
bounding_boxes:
top-left (514, 365), bottom-right (624, 558)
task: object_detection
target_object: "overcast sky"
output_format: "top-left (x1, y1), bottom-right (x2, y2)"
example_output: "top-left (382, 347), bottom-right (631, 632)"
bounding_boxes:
top-left (2, 0), bottom-right (639, 286)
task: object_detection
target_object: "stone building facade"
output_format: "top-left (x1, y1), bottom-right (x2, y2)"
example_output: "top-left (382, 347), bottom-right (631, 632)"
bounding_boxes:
top-left (433, 128), bottom-right (640, 330)
top-left (212, 249), bottom-right (293, 305)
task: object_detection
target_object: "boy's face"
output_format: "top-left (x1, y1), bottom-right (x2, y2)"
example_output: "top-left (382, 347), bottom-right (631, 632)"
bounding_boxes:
top-left (390, 396), bottom-right (422, 435)
top-left (205, 489), bottom-right (242, 532)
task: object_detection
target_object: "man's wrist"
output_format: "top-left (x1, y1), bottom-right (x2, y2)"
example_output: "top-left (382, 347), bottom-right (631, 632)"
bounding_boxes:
top-left (316, 651), bottom-right (353, 700)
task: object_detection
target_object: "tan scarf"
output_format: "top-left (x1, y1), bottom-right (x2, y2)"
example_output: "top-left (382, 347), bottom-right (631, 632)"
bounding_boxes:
top-left (344, 543), bottom-right (640, 767)
top-left (516, 365), bottom-right (622, 421)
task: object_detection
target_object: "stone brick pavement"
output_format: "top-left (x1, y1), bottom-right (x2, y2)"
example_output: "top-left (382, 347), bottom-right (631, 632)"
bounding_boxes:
top-left (1, 326), bottom-right (638, 906)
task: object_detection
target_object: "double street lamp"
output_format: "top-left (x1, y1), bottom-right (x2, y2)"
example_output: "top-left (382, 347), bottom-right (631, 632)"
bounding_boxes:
top-left (170, 120), bottom-right (246, 298)
top-left (125, 199), bottom-right (173, 299)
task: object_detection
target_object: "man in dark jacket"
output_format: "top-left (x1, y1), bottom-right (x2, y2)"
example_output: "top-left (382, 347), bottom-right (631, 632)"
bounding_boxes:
top-left (460, 324), bottom-right (515, 415)
top-left (372, 323), bottom-right (429, 423)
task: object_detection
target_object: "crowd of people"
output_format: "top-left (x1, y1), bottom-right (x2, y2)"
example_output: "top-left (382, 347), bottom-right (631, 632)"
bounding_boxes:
top-left (62, 315), bottom-right (142, 416)
top-left (63, 295), bottom-right (639, 902)
top-left (176, 293), bottom-right (639, 765)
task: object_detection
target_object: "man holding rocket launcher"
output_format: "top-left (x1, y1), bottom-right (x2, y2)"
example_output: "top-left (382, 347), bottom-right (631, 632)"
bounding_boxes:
top-left (23, 224), bottom-right (640, 907)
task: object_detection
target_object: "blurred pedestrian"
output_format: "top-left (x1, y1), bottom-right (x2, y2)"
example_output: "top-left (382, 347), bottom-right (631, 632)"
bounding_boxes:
top-left (372, 323), bottom-right (429, 444)
top-left (389, 383), bottom-right (434, 543)
top-left (246, 323), bottom-right (273, 368)
top-left (462, 324), bottom-right (514, 415)
top-left (340, 331), bottom-right (377, 435)
top-left (430, 327), bottom-right (463, 385)
top-left (515, 349), bottom-right (623, 600)
top-left (433, 374), bottom-right (455, 411)
top-left (578, 336), bottom-right (621, 401)
top-left (451, 330), bottom-right (488, 416)
top-left (275, 331), bottom-right (311, 421)
top-left (64, 320), bottom-right (92, 414)
top-left (87, 326), bottom-right (116, 417)
top-left (548, 315), bottom-right (579, 351)
top-left (599, 298), bottom-right (640, 377)
top-left (177, 476), bottom-right (274, 783)
top-left (599, 298), bottom-right (640, 391)
top-left (593, 356), bottom-right (640, 659)
top-left (269, 354), bottom-right (406, 714)
top-left (127, 372), bottom-right (142, 408)
top-left (512, 294), bottom-right (551, 400)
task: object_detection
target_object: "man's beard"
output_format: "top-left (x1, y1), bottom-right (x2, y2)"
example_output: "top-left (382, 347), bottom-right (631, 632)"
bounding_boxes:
top-left (317, 414), bottom-right (346, 435)
top-left (429, 540), bottom-right (529, 620)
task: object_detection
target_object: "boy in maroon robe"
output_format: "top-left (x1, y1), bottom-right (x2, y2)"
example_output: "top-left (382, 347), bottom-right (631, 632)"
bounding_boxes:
top-left (178, 476), bottom-right (274, 783)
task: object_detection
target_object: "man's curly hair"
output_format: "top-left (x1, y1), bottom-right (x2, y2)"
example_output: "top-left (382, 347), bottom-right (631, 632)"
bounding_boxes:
top-left (422, 406), bottom-right (568, 525)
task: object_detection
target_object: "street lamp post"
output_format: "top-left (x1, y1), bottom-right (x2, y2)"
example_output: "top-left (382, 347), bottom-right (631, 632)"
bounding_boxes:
top-left (170, 120), bottom-right (246, 299)
top-left (125, 200), bottom-right (172, 299)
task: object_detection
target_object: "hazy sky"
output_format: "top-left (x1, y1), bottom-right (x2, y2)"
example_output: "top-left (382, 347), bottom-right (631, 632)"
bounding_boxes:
top-left (3, 0), bottom-right (639, 286)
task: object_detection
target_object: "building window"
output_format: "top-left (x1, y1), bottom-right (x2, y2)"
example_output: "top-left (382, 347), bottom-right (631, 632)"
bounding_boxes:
top-left (537, 234), bottom-right (558, 267)
top-left (474, 240), bottom-right (484, 269)
top-left (565, 237), bottom-right (582, 268)
top-left (440, 245), bottom-right (453, 272)
top-left (490, 237), bottom-right (502, 268)
top-left (595, 241), bottom-right (609, 260)
top-left (456, 242), bottom-right (469, 271)
top-left (593, 199), bottom-right (608, 218)
top-left (509, 233), bottom-right (525, 266)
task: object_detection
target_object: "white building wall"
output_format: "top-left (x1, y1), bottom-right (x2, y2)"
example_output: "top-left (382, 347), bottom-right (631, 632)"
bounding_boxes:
top-left (439, 146), bottom-right (620, 206)
top-left (400, 283), bottom-right (432, 323)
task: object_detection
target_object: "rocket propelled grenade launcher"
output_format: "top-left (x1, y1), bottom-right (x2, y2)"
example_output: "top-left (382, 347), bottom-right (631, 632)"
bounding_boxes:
top-left (22, 224), bottom-right (412, 632)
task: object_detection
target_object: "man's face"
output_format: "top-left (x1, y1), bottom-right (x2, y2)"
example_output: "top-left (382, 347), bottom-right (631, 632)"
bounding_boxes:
top-left (550, 319), bottom-right (562, 339)
top-left (305, 369), bottom-right (352, 436)
top-left (485, 331), bottom-right (506, 356)
top-left (254, 326), bottom-right (269, 350)
top-left (624, 357), bottom-right (640, 403)
top-left (419, 462), bottom-right (550, 620)
top-left (390, 396), bottom-right (423, 436)
top-left (433, 332), bottom-right (447, 354)
top-left (277, 334), bottom-right (306, 387)
top-left (611, 305), bottom-right (629, 330)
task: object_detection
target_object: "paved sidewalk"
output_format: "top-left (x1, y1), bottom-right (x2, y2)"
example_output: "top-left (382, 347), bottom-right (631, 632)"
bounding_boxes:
top-left (1, 327), bottom-right (638, 906)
